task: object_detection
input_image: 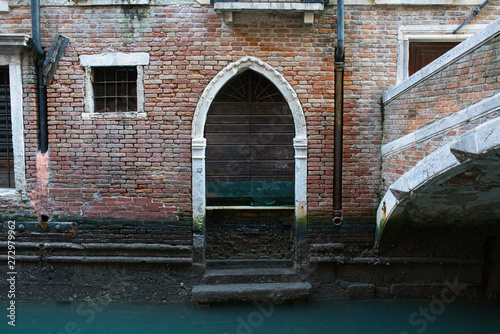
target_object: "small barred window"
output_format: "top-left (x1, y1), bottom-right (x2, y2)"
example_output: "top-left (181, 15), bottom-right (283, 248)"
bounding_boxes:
top-left (93, 66), bottom-right (137, 113)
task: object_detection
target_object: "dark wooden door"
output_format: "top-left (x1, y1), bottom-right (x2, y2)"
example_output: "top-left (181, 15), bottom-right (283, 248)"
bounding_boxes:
top-left (205, 71), bottom-right (294, 206)
top-left (409, 42), bottom-right (460, 76)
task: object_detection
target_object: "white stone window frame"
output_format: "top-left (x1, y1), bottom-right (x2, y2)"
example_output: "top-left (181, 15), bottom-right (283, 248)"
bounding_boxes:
top-left (0, 54), bottom-right (27, 201)
top-left (80, 53), bottom-right (149, 119)
top-left (396, 24), bottom-right (487, 85)
top-left (0, 1), bottom-right (10, 13)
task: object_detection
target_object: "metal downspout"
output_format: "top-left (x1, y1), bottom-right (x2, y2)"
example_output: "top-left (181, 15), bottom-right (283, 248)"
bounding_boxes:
top-left (333, 0), bottom-right (345, 226)
top-left (31, 0), bottom-right (48, 154)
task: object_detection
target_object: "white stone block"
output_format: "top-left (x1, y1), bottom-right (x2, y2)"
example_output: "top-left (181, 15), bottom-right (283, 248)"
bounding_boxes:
top-left (0, 1), bottom-right (9, 12)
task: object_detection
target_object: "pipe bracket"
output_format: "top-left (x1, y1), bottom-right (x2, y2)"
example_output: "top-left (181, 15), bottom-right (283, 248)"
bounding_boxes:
top-left (333, 210), bottom-right (343, 226)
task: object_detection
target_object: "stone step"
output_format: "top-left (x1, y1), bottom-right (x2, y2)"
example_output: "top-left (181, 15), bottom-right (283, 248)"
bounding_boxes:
top-left (203, 267), bottom-right (298, 284)
top-left (205, 259), bottom-right (295, 270)
top-left (192, 282), bottom-right (312, 303)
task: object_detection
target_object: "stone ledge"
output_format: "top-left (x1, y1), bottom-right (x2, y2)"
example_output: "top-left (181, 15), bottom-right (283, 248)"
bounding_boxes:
top-left (81, 111), bottom-right (147, 119)
top-left (203, 267), bottom-right (298, 284)
top-left (0, 35), bottom-right (31, 54)
top-left (69, 0), bottom-right (150, 6)
top-left (310, 255), bottom-right (483, 264)
top-left (0, 0), bottom-right (9, 12)
top-left (192, 282), bottom-right (312, 303)
top-left (206, 259), bottom-right (295, 269)
top-left (196, 0), bottom-right (483, 5)
top-left (0, 241), bottom-right (193, 264)
top-left (214, 2), bottom-right (324, 12)
top-left (6, 0), bottom-right (486, 6)
top-left (0, 188), bottom-right (23, 201)
top-left (44, 255), bottom-right (191, 263)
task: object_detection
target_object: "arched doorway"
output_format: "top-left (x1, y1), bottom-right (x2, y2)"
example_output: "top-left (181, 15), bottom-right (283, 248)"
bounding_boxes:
top-left (205, 70), bottom-right (295, 260)
top-left (191, 57), bottom-right (307, 263)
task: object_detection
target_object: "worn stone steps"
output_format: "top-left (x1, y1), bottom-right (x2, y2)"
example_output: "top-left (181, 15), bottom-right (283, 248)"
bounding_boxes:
top-left (192, 282), bottom-right (312, 303)
top-left (203, 267), bottom-right (298, 284)
top-left (205, 259), bottom-right (295, 270)
top-left (193, 259), bottom-right (312, 304)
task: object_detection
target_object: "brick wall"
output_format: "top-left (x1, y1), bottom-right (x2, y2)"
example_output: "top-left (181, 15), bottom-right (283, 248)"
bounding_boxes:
top-left (206, 209), bottom-right (294, 260)
top-left (0, 1), bottom-right (499, 237)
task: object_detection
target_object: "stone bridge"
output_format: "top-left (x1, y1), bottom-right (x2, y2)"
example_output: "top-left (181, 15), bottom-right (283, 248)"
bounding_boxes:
top-left (377, 18), bottom-right (500, 246)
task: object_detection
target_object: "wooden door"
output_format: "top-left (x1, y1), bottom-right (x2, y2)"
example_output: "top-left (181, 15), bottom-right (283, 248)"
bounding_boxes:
top-left (409, 42), bottom-right (460, 76)
top-left (205, 70), bottom-right (294, 206)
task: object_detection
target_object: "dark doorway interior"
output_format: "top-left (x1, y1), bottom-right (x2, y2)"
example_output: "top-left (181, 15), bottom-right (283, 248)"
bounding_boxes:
top-left (0, 66), bottom-right (14, 188)
top-left (204, 70), bottom-right (295, 260)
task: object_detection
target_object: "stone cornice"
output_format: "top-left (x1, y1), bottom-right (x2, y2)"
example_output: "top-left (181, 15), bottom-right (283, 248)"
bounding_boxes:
top-left (0, 35), bottom-right (31, 54)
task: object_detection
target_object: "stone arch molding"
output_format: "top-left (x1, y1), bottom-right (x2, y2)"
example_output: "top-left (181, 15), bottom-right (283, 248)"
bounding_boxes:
top-left (192, 56), bottom-right (306, 140)
top-left (191, 56), bottom-right (308, 238)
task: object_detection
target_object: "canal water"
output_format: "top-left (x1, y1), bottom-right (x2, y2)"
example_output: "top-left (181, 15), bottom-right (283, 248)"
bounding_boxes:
top-left (1, 299), bottom-right (499, 334)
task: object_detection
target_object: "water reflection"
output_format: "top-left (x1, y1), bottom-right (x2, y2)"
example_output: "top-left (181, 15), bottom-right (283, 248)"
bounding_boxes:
top-left (2, 299), bottom-right (499, 334)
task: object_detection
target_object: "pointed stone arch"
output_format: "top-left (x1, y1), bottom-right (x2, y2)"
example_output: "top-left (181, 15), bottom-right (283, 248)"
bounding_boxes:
top-left (191, 57), bottom-right (307, 260)
top-left (192, 57), bottom-right (307, 140)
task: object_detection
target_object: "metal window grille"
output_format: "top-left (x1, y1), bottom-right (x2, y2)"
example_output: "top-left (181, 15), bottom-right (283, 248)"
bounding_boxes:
top-left (93, 66), bottom-right (137, 113)
top-left (0, 66), bottom-right (14, 188)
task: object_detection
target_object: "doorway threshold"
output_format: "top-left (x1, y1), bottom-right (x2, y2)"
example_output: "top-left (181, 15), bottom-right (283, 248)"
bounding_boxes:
top-left (206, 206), bottom-right (294, 210)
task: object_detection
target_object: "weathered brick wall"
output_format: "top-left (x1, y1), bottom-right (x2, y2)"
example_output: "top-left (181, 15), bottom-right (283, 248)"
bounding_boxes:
top-left (206, 209), bottom-right (294, 260)
top-left (0, 220), bottom-right (192, 245)
top-left (382, 33), bottom-right (500, 187)
top-left (1, 0), bottom-right (499, 235)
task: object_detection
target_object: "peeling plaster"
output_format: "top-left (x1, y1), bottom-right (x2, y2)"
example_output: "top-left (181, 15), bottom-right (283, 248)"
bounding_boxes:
top-left (30, 152), bottom-right (51, 217)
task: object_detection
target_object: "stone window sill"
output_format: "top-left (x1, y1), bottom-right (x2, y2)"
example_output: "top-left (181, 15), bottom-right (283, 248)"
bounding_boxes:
top-left (196, 0), bottom-right (483, 5)
top-left (71, 0), bottom-right (149, 6)
top-left (82, 111), bottom-right (147, 119)
top-left (335, 0), bottom-right (481, 4)
top-left (0, 1), bottom-right (9, 13)
top-left (206, 206), bottom-right (294, 210)
top-left (214, 2), bottom-right (325, 12)
top-left (0, 189), bottom-right (22, 201)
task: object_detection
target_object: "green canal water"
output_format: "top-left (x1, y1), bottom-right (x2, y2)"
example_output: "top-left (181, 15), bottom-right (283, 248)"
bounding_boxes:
top-left (1, 299), bottom-right (499, 334)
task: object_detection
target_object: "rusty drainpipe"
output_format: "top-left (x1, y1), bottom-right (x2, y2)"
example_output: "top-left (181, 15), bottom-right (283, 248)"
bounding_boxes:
top-left (333, 0), bottom-right (345, 226)
top-left (31, 0), bottom-right (48, 154)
